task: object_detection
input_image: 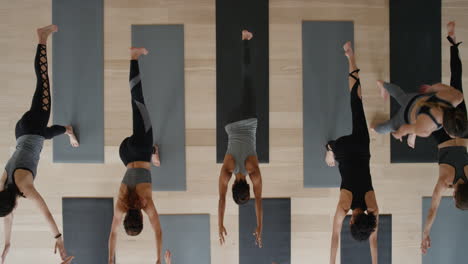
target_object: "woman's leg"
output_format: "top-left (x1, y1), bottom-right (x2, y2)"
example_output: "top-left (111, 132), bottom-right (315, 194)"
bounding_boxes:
top-left (16, 25), bottom-right (57, 138)
top-left (239, 30), bottom-right (256, 119)
top-left (128, 48), bottom-right (154, 151)
top-left (343, 42), bottom-right (369, 142)
top-left (447, 21), bottom-right (466, 117)
top-left (226, 30), bottom-right (256, 124)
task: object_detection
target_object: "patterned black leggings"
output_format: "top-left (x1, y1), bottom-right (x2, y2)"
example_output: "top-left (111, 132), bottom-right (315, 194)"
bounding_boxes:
top-left (15, 44), bottom-right (66, 139)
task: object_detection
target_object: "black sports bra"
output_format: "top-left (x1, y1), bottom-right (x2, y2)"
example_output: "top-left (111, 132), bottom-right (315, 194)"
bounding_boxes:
top-left (417, 95), bottom-right (452, 129)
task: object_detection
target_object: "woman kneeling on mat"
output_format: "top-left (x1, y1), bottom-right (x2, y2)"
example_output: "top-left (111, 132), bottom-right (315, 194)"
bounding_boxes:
top-left (421, 21), bottom-right (468, 255)
top-left (108, 47), bottom-right (164, 264)
top-left (0, 25), bottom-right (79, 264)
top-left (218, 30), bottom-right (263, 248)
top-left (373, 49), bottom-right (466, 141)
top-left (326, 42), bottom-right (379, 264)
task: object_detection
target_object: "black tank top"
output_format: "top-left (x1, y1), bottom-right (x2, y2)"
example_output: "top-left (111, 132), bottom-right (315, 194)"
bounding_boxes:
top-left (338, 159), bottom-right (374, 210)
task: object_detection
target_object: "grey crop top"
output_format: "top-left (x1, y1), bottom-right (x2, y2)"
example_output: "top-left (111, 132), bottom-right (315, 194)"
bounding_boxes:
top-left (4, 135), bottom-right (45, 185)
top-left (225, 118), bottom-right (258, 175)
top-left (122, 168), bottom-right (152, 187)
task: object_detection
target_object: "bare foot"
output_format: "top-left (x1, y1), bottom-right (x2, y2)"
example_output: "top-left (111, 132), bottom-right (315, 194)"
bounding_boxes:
top-left (130, 47), bottom-right (149, 60)
top-left (65, 126), bottom-right (79, 148)
top-left (447, 21), bottom-right (456, 43)
top-left (242, 30), bottom-right (253, 40)
top-left (325, 150), bottom-right (336, 167)
top-left (164, 250), bottom-right (172, 264)
top-left (377, 80), bottom-right (389, 100)
top-left (343, 41), bottom-right (354, 58)
top-left (152, 144), bottom-right (161, 167)
top-left (37, 25), bottom-right (58, 45)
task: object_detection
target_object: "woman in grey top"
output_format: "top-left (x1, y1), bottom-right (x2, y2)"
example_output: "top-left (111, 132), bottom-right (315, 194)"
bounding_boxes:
top-left (0, 25), bottom-right (79, 264)
top-left (218, 30), bottom-right (263, 248)
top-left (108, 47), bottom-right (164, 264)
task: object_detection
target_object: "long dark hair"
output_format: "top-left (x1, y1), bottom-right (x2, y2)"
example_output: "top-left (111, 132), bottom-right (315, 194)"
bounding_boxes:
top-left (0, 184), bottom-right (21, 217)
top-left (120, 186), bottom-right (144, 236)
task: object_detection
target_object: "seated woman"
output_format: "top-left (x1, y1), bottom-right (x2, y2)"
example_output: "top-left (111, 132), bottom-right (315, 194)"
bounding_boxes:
top-left (218, 29), bottom-right (263, 248)
top-left (373, 49), bottom-right (466, 140)
top-left (108, 47), bottom-right (164, 264)
top-left (326, 42), bottom-right (379, 264)
top-left (0, 25), bottom-right (79, 264)
top-left (421, 21), bottom-right (468, 254)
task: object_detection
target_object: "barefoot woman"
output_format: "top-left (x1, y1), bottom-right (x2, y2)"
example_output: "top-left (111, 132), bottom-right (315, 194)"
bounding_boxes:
top-left (108, 47), bottom-right (163, 264)
top-left (421, 21), bottom-right (468, 254)
top-left (326, 42), bottom-right (379, 264)
top-left (0, 25), bottom-right (78, 264)
top-left (218, 30), bottom-right (263, 247)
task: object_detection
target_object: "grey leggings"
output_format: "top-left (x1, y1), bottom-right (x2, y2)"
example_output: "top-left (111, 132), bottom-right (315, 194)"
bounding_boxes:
top-left (374, 82), bottom-right (419, 134)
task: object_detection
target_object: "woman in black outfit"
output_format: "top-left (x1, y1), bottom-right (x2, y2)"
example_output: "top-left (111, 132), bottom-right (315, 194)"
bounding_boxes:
top-left (108, 47), bottom-right (164, 264)
top-left (326, 42), bottom-right (379, 264)
top-left (421, 21), bottom-right (468, 254)
top-left (0, 25), bottom-right (78, 264)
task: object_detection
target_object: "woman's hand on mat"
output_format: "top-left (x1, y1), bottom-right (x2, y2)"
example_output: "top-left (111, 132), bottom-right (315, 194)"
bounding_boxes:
top-left (253, 227), bottom-right (263, 248)
top-left (219, 225), bottom-right (227, 245)
top-left (164, 250), bottom-right (172, 264)
top-left (60, 256), bottom-right (74, 264)
top-left (421, 233), bottom-right (431, 254)
top-left (1, 243), bottom-right (10, 264)
top-left (407, 134), bottom-right (416, 149)
top-left (54, 237), bottom-right (71, 261)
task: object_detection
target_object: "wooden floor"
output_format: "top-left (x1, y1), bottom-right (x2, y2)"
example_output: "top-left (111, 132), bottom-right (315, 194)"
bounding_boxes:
top-left (1, 0), bottom-right (468, 263)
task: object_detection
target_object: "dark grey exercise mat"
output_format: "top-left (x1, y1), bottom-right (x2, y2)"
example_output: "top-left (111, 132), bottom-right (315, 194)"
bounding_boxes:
top-left (302, 21), bottom-right (354, 188)
top-left (132, 25), bottom-right (186, 191)
top-left (62, 198), bottom-right (113, 264)
top-left (160, 215), bottom-right (211, 264)
top-left (239, 198), bottom-right (291, 264)
top-left (422, 197), bottom-right (468, 264)
top-left (216, 0), bottom-right (269, 163)
top-left (52, 0), bottom-right (104, 163)
top-left (389, 0), bottom-right (441, 163)
top-left (341, 214), bottom-right (392, 264)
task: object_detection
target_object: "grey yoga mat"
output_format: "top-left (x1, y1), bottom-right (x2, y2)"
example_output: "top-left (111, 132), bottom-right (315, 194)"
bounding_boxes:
top-left (62, 198), bottom-right (113, 264)
top-left (239, 198), bottom-right (291, 264)
top-left (132, 25), bottom-right (186, 191)
top-left (341, 214), bottom-right (392, 264)
top-left (160, 214), bottom-right (211, 264)
top-left (302, 21), bottom-right (354, 187)
top-left (52, 0), bottom-right (104, 163)
top-left (422, 197), bottom-right (468, 264)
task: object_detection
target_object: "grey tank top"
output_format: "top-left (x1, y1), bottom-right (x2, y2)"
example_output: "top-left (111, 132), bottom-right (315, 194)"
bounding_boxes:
top-left (225, 118), bottom-right (258, 175)
top-left (122, 168), bottom-right (152, 187)
top-left (4, 135), bottom-right (45, 185)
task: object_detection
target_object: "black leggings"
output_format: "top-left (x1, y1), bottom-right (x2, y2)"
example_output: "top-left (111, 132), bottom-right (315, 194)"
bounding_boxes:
top-left (329, 75), bottom-right (370, 158)
top-left (226, 40), bottom-right (257, 124)
top-left (433, 39), bottom-right (465, 143)
top-left (119, 60), bottom-right (154, 166)
top-left (15, 44), bottom-right (66, 140)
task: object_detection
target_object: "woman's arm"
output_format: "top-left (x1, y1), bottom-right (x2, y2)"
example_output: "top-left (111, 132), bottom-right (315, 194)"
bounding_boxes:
top-left (366, 191), bottom-right (379, 264)
top-left (250, 167), bottom-right (263, 248)
top-left (434, 84), bottom-right (464, 106)
top-left (393, 116), bottom-right (435, 140)
top-left (144, 199), bottom-right (163, 264)
top-left (108, 206), bottom-right (123, 264)
top-left (330, 204), bottom-right (346, 264)
top-left (218, 165), bottom-right (231, 245)
top-left (421, 177), bottom-right (447, 254)
top-left (2, 213), bottom-right (13, 263)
